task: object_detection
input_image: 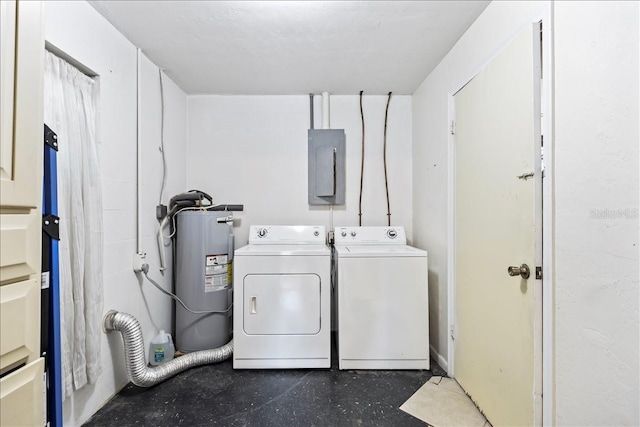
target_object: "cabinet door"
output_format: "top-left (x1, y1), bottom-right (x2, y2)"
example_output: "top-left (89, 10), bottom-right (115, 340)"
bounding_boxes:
top-left (0, 1), bottom-right (45, 423)
top-left (0, 0), bottom-right (16, 176)
top-left (0, 358), bottom-right (45, 427)
top-left (0, 278), bottom-right (40, 374)
top-left (0, 212), bottom-right (40, 284)
top-left (0, 0), bottom-right (44, 209)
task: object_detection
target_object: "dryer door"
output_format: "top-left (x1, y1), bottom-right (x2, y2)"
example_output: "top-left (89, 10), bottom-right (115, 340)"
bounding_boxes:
top-left (243, 274), bottom-right (320, 335)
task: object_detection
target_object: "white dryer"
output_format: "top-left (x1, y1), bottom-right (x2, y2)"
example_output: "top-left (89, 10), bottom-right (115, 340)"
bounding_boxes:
top-left (233, 225), bottom-right (331, 369)
top-left (335, 226), bottom-right (429, 370)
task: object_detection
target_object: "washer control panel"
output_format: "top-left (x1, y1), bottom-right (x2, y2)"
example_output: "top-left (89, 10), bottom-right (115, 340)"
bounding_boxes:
top-left (334, 226), bottom-right (407, 245)
top-left (249, 225), bottom-right (326, 245)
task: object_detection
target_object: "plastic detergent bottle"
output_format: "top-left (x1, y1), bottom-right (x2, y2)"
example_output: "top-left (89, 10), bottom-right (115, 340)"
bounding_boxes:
top-left (149, 330), bottom-right (174, 366)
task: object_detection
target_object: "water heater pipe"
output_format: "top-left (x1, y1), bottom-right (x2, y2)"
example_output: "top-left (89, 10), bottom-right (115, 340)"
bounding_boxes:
top-left (157, 215), bottom-right (169, 271)
top-left (103, 310), bottom-right (233, 387)
top-left (322, 91), bottom-right (330, 129)
top-left (321, 91), bottom-right (333, 232)
top-left (309, 93), bottom-right (314, 129)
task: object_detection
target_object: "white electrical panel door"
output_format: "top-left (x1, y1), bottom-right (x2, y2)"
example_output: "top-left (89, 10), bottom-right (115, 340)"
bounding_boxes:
top-left (243, 274), bottom-right (320, 335)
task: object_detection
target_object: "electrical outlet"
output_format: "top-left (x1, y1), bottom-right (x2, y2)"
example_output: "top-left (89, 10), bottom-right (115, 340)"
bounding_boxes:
top-left (133, 252), bottom-right (147, 273)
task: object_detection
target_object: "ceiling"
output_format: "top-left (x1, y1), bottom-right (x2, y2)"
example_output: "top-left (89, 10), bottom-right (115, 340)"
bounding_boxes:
top-left (90, 1), bottom-right (489, 95)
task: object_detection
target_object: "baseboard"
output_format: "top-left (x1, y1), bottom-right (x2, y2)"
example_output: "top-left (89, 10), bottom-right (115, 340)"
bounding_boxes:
top-left (430, 344), bottom-right (448, 374)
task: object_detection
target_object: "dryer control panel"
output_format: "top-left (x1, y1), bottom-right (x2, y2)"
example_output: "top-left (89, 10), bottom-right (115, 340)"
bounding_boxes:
top-left (334, 226), bottom-right (407, 245)
top-left (249, 225), bottom-right (326, 245)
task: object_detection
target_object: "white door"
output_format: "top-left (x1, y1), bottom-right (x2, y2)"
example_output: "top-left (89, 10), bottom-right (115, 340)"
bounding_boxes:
top-left (453, 24), bottom-right (542, 426)
top-left (0, 1), bottom-right (45, 426)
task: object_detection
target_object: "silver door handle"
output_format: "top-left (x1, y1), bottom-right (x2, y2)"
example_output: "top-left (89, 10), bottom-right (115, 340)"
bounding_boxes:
top-left (507, 264), bottom-right (530, 279)
top-left (250, 296), bottom-right (257, 314)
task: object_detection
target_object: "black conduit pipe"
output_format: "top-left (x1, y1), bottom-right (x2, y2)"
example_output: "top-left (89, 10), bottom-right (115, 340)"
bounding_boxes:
top-left (358, 90), bottom-right (365, 226)
top-left (383, 92), bottom-right (392, 226)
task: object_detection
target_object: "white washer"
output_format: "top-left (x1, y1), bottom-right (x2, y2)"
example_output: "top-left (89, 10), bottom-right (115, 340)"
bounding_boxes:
top-left (233, 225), bottom-right (331, 369)
top-left (335, 226), bottom-right (429, 370)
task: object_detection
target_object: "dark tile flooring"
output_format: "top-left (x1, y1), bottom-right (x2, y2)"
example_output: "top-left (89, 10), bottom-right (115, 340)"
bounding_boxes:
top-left (85, 341), bottom-right (446, 427)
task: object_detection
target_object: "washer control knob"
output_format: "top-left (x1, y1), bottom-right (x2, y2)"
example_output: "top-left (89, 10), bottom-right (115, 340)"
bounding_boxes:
top-left (387, 229), bottom-right (398, 239)
top-left (351, 231), bottom-right (357, 237)
top-left (341, 231), bottom-right (347, 237)
top-left (314, 231), bottom-right (319, 237)
top-left (257, 228), bottom-right (267, 238)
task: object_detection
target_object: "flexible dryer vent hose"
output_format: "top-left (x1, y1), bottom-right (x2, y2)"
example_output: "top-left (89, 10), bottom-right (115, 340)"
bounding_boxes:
top-left (103, 310), bottom-right (233, 388)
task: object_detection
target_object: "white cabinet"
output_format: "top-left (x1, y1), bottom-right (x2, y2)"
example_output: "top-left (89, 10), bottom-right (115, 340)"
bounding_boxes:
top-left (0, 212), bottom-right (40, 284)
top-left (0, 278), bottom-right (41, 373)
top-left (0, 358), bottom-right (45, 427)
top-left (0, 0), bottom-right (44, 210)
top-left (0, 1), bottom-right (16, 180)
top-left (0, 1), bottom-right (45, 425)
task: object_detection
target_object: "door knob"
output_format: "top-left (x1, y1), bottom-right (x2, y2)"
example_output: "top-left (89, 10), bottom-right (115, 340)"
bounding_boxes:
top-left (507, 264), bottom-right (530, 279)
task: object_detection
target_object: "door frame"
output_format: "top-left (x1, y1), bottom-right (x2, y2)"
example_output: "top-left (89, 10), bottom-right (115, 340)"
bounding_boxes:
top-left (446, 15), bottom-right (555, 427)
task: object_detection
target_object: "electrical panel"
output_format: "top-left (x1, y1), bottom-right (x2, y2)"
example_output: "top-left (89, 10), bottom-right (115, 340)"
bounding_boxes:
top-left (308, 129), bottom-right (345, 205)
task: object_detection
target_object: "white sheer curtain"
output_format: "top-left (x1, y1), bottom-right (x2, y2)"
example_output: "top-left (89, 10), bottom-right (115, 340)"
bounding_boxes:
top-left (43, 51), bottom-right (103, 399)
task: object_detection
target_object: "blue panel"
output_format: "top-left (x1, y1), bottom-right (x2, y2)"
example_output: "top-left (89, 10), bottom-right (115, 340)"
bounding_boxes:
top-left (43, 144), bottom-right (63, 427)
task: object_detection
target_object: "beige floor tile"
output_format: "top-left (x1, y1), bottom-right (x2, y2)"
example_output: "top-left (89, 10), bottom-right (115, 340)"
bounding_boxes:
top-left (399, 376), bottom-right (490, 427)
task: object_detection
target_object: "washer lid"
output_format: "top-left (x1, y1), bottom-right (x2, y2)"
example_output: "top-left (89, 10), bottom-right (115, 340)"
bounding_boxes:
top-left (335, 244), bottom-right (427, 258)
top-left (235, 244), bottom-right (330, 256)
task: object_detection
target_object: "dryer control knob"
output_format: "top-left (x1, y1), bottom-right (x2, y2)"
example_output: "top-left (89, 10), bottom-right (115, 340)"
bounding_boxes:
top-left (314, 231), bottom-right (319, 237)
top-left (257, 228), bottom-right (267, 238)
top-left (341, 231), bottom-right (347, 237)
top-left (351, 231), bottom-right (357, 237)
top-left (387, 229), bottom-right (397, 239)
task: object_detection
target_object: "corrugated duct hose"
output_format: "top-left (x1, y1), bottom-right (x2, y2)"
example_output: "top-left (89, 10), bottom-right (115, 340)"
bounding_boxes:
top-left (103, 310), bottom-right (233, 387)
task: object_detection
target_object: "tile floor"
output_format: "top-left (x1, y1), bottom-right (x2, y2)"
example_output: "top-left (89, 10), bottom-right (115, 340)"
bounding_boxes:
top-left (401, 376), bottom-right (490, 427)
top-left (84, 344), bottom-right (447, 426)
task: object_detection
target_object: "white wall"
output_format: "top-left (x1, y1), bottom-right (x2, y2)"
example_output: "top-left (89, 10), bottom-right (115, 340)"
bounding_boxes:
top-left (42, 1), bottom-right (639, 425)
top-left (187, 95), bottom-right (413, 246)
top-left (413, 0), bottom-right (639, 425)
top-left (44, 2), bottom-right (187, 425)
top-left (412, 0), bottom-right (550, 371)
top-left (553, 2), bottom-right (639, 425)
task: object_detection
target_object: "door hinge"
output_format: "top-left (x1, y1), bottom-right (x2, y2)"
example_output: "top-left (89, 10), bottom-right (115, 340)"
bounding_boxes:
top-left (536, 266), bottom-right (542, 280)
top-left (450, 324), bottom-right (456, 341)
top-left (44, 124), bottom-right (58, 151)
top-left (450, 121), bottom-right (456, 135)
top-left (43, 214), bottom-right (60, 240)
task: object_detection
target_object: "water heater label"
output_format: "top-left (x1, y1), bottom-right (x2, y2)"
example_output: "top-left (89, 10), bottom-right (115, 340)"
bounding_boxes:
top-left (205, 254), bottom-right (229, 292)
top-left (206, 254), bottom-right (228, 266)
top-left (205, 274), bottom-right (227, 292)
